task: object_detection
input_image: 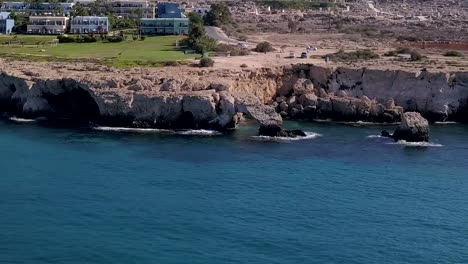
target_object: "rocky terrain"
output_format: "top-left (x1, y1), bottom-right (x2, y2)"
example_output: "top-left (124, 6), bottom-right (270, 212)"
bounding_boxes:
top-left (1, 58), bottom-right (468, 135)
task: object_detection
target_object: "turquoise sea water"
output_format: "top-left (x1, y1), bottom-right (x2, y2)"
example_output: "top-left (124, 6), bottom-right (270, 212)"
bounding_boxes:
top-left (1, 119), bottom-right (468, 264)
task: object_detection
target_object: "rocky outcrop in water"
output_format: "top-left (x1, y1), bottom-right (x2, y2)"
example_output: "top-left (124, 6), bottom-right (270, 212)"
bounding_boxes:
top-left (393, 112), bottom-right (430, 142)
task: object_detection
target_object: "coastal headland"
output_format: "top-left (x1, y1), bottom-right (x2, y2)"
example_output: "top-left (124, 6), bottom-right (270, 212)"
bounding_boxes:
top-left (1, 58), bottom-right (467, 133)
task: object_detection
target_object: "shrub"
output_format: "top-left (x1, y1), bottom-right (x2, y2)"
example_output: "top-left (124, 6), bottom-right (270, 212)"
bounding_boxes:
top-left (396, 47), bottom-right (412, 54)
top-left (383, 50), bottom-right (398, 57)
top-left (410, 50), bottom-right (423, 61)
top-left (57, 35), bottom-right (75, 43)
top-left (254, 41), bottom-right (275, 53)
top-left (326, 49), bottom-right (379, 61)
top-left (163, 61), bottom-right (179, 67)
top-left (237, 35), bottom-right (248, 41)
top-left (132, 35), bottom-right (138, 41)
top-left (140, 36), bottom-right (146, 41)
top-left (200, 57), bottom-right (214, 67)
top-left (443, 50), bottom-right (463, 57)
top-left (240, 63), bottom-right (248, 68)
top-left (107, 36), bottom-right (124, 43)
top-left (81, 35), bottom-right (97, 43)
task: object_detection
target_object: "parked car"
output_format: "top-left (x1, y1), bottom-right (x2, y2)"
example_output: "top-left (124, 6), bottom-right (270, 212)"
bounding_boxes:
top-left (300, 52), bottom-right (308, 58)
top-left (288, 52), bottom-right (295, 58)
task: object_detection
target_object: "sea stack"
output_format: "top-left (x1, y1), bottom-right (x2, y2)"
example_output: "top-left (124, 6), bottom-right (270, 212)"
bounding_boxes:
top-left (392, 112), bottom-right (430, 142)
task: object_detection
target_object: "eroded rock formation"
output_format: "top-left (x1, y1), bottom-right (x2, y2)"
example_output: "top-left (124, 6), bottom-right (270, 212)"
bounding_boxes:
top-left (2, 59), bottom-right (468, 133)
top-left (393, 112), bottom-right (430, 142)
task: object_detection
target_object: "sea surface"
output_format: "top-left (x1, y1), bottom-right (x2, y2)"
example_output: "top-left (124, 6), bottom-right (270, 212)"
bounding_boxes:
top-left (1, 119), bottom-right (468, 264)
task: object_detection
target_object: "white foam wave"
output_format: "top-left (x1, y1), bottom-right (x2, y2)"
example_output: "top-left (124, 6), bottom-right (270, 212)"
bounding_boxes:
top-left (434, 121), bottom-right (458, 125)
top-left (92, 126), bottom-right (174, 133)
top-left (387, 140), bottom-right (443, 147)
top-left (177, 129), bottom-right (222, 136)
top-left (8, 117), bottom-right (36, 123)
top-left (252, 132), bottom-right (321, 142)
top-left (367, 135), bottom-right (385, 138)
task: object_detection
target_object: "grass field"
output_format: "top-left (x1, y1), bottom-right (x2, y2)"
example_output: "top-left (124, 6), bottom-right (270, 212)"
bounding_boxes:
top-left (0, 35), bottom-right (198, 67)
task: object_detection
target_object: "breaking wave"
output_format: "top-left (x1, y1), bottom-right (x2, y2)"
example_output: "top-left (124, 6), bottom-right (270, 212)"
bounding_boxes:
top-left (92, 127), bottom-right (222, 136)
top-left (387, 140), bottom-right (443, 147)
top-left (177, 129), bottom-right (222, 136)
top-left (367, 135), bottom-right (386, 138)
top-left (92, 126), bottom-right (174, 133)
top-left (251, 132), bottom-right (321, 142)
top-left (8, 117), bottom-right (37, 123)
top-left (434, 121), bottom-right (458, 125)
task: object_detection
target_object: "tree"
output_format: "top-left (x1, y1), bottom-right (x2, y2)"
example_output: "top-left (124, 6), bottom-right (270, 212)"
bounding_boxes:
top-left (204, 3), bottom-right (232, 26)
top-left (193, 35), bottom-right (217, 53)
top-left (25, 0), bottom-right (44, 10)
top-left (70, 3), bottom-right (89, 17)
top-left (188, 23), bottom-right (205, 45)
top-left (49, 0), bottom-right (63, 15)
top-left (187, 12), bottom-right (203, 26)
top-left (9, 12), bottom-right (28, 33)
top-left (254, 42), bottom-right (275, 53)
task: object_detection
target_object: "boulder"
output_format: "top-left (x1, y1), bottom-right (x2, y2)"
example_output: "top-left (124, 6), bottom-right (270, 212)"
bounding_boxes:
top-left (258, 124), bottom-right (306, 138)
top-left (393, 112), bottom-right (429, 142)
top-left (298, 93), bottom-right (318, 107)
top-left (292, 78), bottom-right (315, 96)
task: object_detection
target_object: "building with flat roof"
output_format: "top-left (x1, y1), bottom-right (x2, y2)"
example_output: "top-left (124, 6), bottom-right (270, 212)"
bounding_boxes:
top-left (140, 17), bottom-right (189, 35)
top-left (27, 16), bottom-right (69, 34)
top-left (72, 0), bottom-right (150, 18)
top-left (157, 3), bottom-right (185, 18)
top-left (0, 12), bottom-right (15, 34)
top-left (70, 16), bottom-right (108, 34)
top-left (1, 2), bottom-right (75, 15)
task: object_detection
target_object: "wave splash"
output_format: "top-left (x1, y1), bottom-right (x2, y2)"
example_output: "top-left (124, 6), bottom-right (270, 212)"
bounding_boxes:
top-left (92, 126), bottom-right (174, 133)
top-left (367, 135), bottom-right (386, 138)
top-left (177, 129), bottom-right (222, 136)
top-left (8, 117), bottom-right (37, 123)
top-left (92, 127), bottom-right (222, 136)
top-left (251, 132), bottom-right (321, 142)
top-left (387, 140), bottom-right (443, 147)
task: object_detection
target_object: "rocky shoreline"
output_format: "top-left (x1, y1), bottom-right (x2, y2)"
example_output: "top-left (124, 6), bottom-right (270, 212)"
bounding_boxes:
top-left (1, 59), bottom-right (467, 138)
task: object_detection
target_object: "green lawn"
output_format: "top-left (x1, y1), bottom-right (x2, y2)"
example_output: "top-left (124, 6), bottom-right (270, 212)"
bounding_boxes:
top-left (0, 35), bottom-right (198, 67)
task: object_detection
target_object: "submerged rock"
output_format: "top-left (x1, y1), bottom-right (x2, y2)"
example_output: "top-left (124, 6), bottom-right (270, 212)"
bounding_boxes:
top-left (393, 112), bottom-right (429, 142)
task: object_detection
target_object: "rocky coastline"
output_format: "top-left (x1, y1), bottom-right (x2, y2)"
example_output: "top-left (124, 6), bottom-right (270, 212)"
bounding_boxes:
top-left (1, 59), bottom-right (467, 137)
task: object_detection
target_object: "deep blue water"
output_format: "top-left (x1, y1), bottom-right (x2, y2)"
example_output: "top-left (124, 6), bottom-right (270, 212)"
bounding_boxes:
top-left (1, 119), bottom-right (468, 264)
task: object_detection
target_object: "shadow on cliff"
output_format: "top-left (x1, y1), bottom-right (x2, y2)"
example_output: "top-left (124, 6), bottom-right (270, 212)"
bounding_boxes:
top-left (23, 79), bottom-right (101, 124)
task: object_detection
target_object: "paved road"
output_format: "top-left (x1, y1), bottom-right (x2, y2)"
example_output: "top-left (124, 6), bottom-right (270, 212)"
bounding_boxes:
top-left (205, 26), bottom-right (249, 46)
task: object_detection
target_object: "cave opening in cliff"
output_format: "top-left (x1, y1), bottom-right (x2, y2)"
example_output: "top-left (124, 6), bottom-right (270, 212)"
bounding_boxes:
top-left (43, 88), bottom-right (100, 121)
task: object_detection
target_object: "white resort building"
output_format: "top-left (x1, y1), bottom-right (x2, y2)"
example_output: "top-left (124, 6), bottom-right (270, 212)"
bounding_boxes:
top-left (70, 16), bottom-right (109, 34)
top-left (27, 16), bottom-right (69, 34)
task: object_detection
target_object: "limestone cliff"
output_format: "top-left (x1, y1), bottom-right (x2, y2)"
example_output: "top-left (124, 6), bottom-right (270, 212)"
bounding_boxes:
top-left (1, 59), bottom-right (468, 129)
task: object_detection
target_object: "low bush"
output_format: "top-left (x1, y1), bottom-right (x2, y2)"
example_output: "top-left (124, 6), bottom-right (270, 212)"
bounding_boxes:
top-left (396, 47), bottom-right (412, 54)
top-left (410, 50), bottom-right (423, 61)
top-left (254, 41), bottom-right (275, 53)
top-left (240, 63), bottom-right (248, 68)
top-left (80, 35), bottom-right (97, 43)
top-left (326, 49), bottom-right (379, 61)
top-left (107, 36), bottom-right (124, 43)
top-left (237, 35), bottom-right (248, 41)
top-left (383, 50), bottom-right (398, 57)
top-left (443, 50), bottom-right (463, 57)
top-left (163, 61), bottom-right (179, 67)
top-left (200, 57), bottom-right (214, 67)
top-left (57, 35), bottom-right (75, 43)
top-left (140, 36), bottom-right (146, 41)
